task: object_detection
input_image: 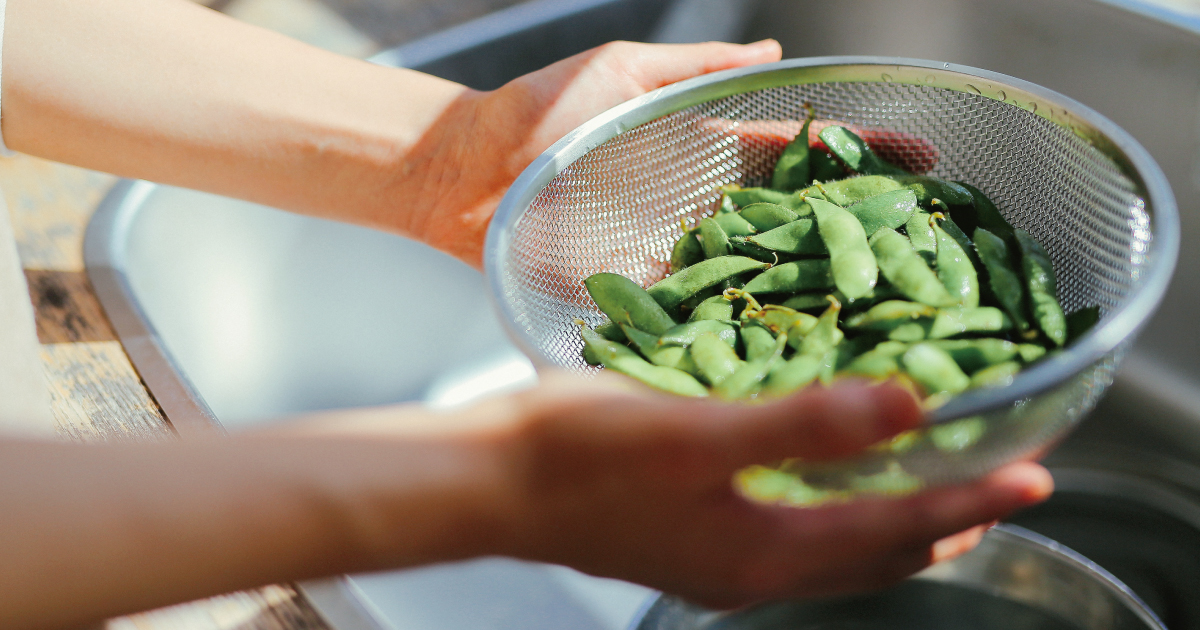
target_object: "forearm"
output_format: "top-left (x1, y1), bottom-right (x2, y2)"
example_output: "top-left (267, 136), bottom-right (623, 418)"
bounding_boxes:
top-left (0, 422), bottom-right (514, 629)
top-left (2, 0), bottom-right (468, 239)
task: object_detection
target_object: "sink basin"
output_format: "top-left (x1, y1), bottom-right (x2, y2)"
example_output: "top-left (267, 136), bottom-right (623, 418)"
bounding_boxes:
top-left (85, 0), bottom-right (1200, 627)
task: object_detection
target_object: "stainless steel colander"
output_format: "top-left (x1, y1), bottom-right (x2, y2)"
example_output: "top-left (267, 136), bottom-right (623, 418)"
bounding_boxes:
top-left (484, 57), bottom-right (1178, 485)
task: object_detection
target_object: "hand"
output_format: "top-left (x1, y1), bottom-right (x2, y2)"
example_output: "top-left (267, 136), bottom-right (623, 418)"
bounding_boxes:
top-left (486, 372), bottom-right (1052, 608)
top-left (399, 40), bottom-right (784, 267)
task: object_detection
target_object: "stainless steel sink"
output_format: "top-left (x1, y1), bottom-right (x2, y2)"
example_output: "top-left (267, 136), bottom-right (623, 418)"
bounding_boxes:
top-left (85, 0), bottom-right (1200, 628)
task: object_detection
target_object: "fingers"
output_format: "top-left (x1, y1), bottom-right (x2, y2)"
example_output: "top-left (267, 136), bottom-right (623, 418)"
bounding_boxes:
top-left (709, 383), bottom-right (923, 468)
top-left (785, 462), bottom-right (1052, 565)
top-left (614, 40), bottom-right (783, 91)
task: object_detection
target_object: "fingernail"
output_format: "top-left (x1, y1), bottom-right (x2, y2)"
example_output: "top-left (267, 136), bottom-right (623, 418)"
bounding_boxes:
top-left (992, 462), bottom-right (1055, 505)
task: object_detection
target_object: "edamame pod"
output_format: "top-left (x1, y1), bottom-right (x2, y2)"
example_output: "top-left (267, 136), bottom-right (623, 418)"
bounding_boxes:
top-left (687, 294), bottom-right (734, 322)
top-left (843, 341), bottom-right (909, 379)
top-left (869, 227), bottom-right (956, 307)
top-left (1015, 229), bottom-right (1067, 347)
top-left (931, 214), bottom-right (980, 308)
top-left (647, 256), bottom-right (769, 310)
top-left (1017, 343), bottom-right (1047, 363)
top-left (928, 417), bottom-right (986, 452)
top-left (799, 297), bottom-right (844, 357)
top-left (670, 228), bottom-right (704, 272)
top-left (595, 319), bottom-right (626, 342)
top-left (722, 185), bottom-right (808, 214)
top-left (847, 188), bottom-right (918, 236)
top-left (816, 175), bottom-right (905, 207)
top-left (748, 305), bottom-right (819, 337)
top-left (771, 110), bottom-right (814, 191)
top-left (619, 323), bottom-right (702, 377)
top-left (902, 343), bottom-right (970, 395)
top-left (1065, 305), bottom-right (1101, 344)
top-left (896, 176), bottom-right (973, 206)
top-left (698, 217), bottom-right (731, 259)
top-left (906, 210), bottom-right (937, 264)
top-left (740, 203), bottom-right (800, 231)
top-left (928, 306), bottom-right (1012, 339)
top-left (690, 331), bottom-right (743, 386)
top-left (956, 182), bottom-right (1015, 239)
top-left (658, 320), bottom-right (738, 348)
top-left (973, 227), bottom-right (1030, 331)
top-left (844, 300), bottom-right (936, 330)
top-left (930, 202), bottom-right (982, 269)
top-left (743, 259), bottom-right (834, 294)
top-left (810, 150), bottom-right (845, 182)
top-left (713, 211), bottom-right (757, 237)
top-left (969, 361), bottom-right (1021, 389)
top-left (716, 332), bottom-right (788, 400)
top-left (810, 197), bottom-right (878, 299)
top-left (580, 327), bottom-right (708, 397)
top-left (817, 126), bottom-right (907, 176)
top-left (888, 321), bottom-right (931, 342)
top-left (762, 352), bottom-right (824, 396)
top-left (741, 322), bottom-right (779, 362)
top-left (928, 338), bottom-right (1020, 372)
top-left (743, 219), bottom-right (826, 255)
top-left (586, 273), bottom-right (677, 335)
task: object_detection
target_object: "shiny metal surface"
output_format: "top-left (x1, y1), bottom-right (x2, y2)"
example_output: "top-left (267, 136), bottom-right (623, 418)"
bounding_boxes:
top-left (487, 57), bottom-right (1177, 485)
top-left (635, 525), bottom-right (1165, 630)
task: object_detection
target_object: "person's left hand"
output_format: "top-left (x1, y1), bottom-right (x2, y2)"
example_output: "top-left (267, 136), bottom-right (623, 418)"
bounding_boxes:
top-left (393, 40), bottom-right (783, 268)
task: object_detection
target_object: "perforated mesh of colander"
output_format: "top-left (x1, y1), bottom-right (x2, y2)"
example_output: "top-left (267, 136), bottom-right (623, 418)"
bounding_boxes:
top-left (498, 79), bottom-right (1148, 372)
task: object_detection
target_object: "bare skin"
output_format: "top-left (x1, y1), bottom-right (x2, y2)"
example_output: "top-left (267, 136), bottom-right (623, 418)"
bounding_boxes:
top-left (0, 0), bottom-right (1054, 627)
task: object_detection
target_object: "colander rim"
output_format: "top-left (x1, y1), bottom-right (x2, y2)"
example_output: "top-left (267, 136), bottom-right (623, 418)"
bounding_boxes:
top-left (484, 55), bottom-right (1180, 424)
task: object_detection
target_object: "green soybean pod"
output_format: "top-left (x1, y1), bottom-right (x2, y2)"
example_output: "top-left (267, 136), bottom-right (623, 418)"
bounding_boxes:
top-left (973, 227), bottom-right (1031, 331)
top-left (728, 237), bottom-right (780, 264)
top-left (816, 175), bottom-right (905, 207)
top-left (907, 210), bottom-right (937, 265)
top-left (580, 327), bottom-right (709, 397)
top-left (843, 341), bottom-right (910, 379)
top-left (687, 294), bottom-right (734, 322)
top-left (595, 319), bottom-right (627, 342)
top-left (869, 227), bottom-right (956, 307)
top-left (742, 259), bottom-right (834, 294)
top-left (619, 323), bottom-right (703, 377)
top-left (713, 211), bottom-right (758, 237)
top-left (931, 214), bottom-right (980, 308)
top-left (670, 228), bottom-right (704, 272)
top-left (799, 297), bottom-right (844, 357)
top-left (741, 322), bottom-right (779, 362)
top-left (722, 185), bottom-right (808, 214)
top-left (744, 219), bottom-right (826, 255)
top-left (750, 305), bottom-right (819, 337)
top-left (647, 256), bottom-right (770, 311)
top-left (970, 361), bottom-right (1022, 389)
top-left (955, 182), bottom-right (1015, 240)
top-left (1065, 305), bottom-right (1101, 345)
top-left (896, 176), bottom-right (973, 206)
top-left (715, 333), bottom-right (788, 400)
top-left (928, 306), bottom-right (1013, 339)
top-left (928, 338), bottom-right (1020, 372)
top-left (844, 300), bottom-right (937, 330)
top-left (717, 193), bottom-right (737, 215)
top-left (810, 197), bottom-right (878, 300)
top-left (810, 150), bottom-right (845, 183)
top-left (659, 320), bottom-right (738, 348)
top-left (928, 417), bottom-right (987, 452)
top-left (585, 273), bottom-right (677, 335)
top-left (930, 201), bottom-right (983, 270)
top-left (1018, 343), bottom-right (1047, 363)
top-left (888, 321), bottom-right (931, 342)
top-left (690, 331), bottom-right (743, 387)
top-left (902, 343), bottom-right (971, 396)
top-left (698, 217), bottom-right (731, 259)
top-left (771, 110), bottom-right (814, 191)
top-left (817, 126), bottom-right (907, 176)
top-left (1014, 229), bottom-right (1067, 347)
top-left (742, 204), bottom-right (802, 236)
top-left (762, 352), bottom-right (824, 396)
top-left (847, 188), bottom-right (918, 236)
top-left (740, 203), bottom-right (800, 231)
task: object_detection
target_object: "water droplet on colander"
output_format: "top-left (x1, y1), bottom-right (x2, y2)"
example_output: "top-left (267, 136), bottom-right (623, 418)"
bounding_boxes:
top-left (996, 89), bottom-right (1007, 101)
top-left (925, 75), bottom-right (936, 83)
top-left (965, 84), bottom-right (982, 95)
top-left (881, 73), bottom-right (893, 82)
top-left (1028, 101), bottom-right (1039, 114)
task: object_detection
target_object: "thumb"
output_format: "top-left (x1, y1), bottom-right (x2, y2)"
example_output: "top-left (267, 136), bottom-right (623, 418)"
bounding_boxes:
top-left (706, 383), bottom-right (923, 470)
top-left (621, 39), bottom-right (783, 91)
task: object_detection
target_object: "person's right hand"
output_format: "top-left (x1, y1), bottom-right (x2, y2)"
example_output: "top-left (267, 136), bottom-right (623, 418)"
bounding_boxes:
top-left (455, 372), bottom-right (1054, 609)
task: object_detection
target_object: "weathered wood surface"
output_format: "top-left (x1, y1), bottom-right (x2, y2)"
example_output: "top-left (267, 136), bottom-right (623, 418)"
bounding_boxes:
top-left (2, 0), bottom-right (519, 627)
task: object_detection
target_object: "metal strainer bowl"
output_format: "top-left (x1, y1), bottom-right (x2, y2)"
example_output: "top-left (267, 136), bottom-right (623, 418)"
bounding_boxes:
top-left (484, 57), bottom-right (1179, 486)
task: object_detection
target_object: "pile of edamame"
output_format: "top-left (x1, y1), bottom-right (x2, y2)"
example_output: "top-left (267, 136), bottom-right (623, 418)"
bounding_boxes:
top-left (578, 119), bottom-right (1100, 407)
